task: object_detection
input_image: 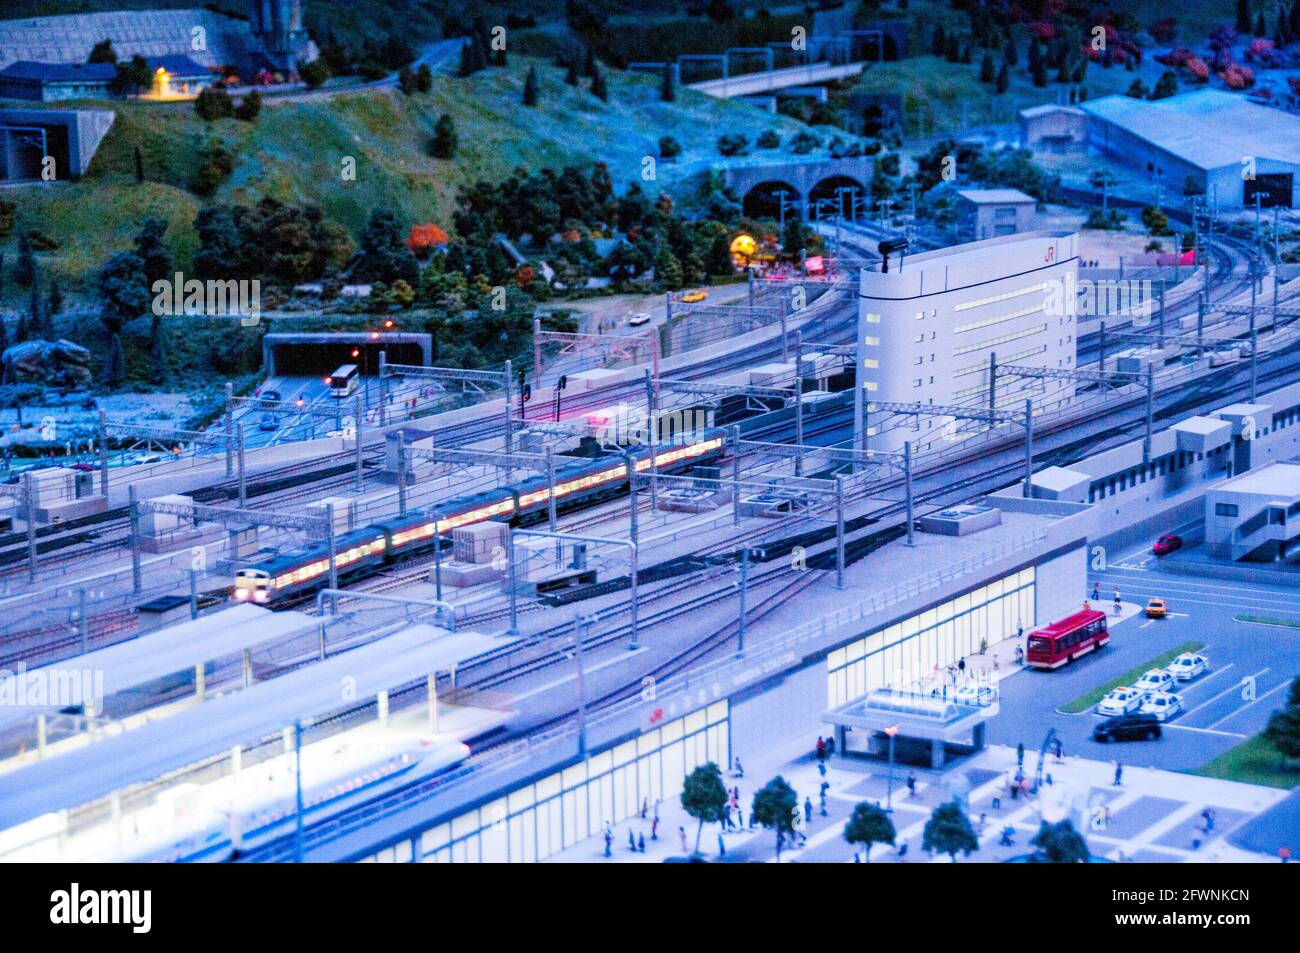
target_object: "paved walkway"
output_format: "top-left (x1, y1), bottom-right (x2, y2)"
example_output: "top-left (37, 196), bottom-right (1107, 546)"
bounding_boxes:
top-left (545, 606), bottom-right (1284, 865)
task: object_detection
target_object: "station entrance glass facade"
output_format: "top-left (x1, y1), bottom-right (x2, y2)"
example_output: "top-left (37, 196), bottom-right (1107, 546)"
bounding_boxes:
top-left (370, 702), bottom-right (730, 863)
top-left (827, 568), bottom-right (1035, 708)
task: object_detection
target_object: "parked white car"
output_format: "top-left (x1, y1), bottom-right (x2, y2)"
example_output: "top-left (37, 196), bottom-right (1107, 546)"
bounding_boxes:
top-left (953, 684), bottom-right (997, 707)
top-left (1139, 691), bottom-right (1184, 722)
top-left (1097, 686), bottom-right (1144, 717)
top-left (1166, 652), bottom-right (1210, 681)
top-left (1134, 669), bottom-right (1175, 695)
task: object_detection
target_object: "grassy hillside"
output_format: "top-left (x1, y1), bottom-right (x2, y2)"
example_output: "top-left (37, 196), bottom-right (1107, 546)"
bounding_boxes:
top-left (1, 56), bottom-right (817, 308)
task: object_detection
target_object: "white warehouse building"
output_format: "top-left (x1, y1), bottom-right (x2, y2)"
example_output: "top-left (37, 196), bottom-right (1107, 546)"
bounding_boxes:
top-left (1078, 89), bottom-right (1300, 209)
top-left (856, 230), bottom-right (1079, 454)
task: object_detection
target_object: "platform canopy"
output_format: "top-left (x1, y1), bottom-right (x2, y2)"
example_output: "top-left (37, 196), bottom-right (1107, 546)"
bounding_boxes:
top-left (0, 625), bottom-right (514, 830)
top-left (0, 603), bottom-right (318, 734)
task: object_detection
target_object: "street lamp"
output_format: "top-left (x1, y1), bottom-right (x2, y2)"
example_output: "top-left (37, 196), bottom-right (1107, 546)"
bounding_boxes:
top-left (736, 546), bottom-right (766, 657)
top-left (883, 723), bottom-right (899, 812)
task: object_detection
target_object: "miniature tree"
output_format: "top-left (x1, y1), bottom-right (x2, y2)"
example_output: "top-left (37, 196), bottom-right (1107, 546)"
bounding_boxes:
top-left (680, 762), bottom-right (729, 855)
top-left (922, 799), bottom-right (979, 863)
top-left (1030, 820), bottom-right (1091, 863)
top-left (844, 801), bottom-right (895, 861)
top-left (523, 66), bottom-right (539, 106)
top-left (750, 776), bottom-right (798, 862)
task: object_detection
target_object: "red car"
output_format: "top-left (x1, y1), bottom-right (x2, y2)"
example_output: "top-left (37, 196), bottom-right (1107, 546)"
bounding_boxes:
top-left (1153, 535), bottom-right (1183, 556)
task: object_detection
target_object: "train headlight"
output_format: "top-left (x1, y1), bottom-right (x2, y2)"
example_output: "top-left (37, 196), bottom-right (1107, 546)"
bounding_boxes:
top-left (234, 588), bottom-right (249, 600)
top-left (254, 590), bottom-right (269, 603)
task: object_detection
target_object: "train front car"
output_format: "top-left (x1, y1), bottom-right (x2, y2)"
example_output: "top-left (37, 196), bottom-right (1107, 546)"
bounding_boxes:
top-left (231, 525), bottom-right (387, 606)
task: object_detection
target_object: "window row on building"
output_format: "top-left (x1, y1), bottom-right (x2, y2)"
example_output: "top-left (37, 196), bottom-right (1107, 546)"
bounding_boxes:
top-left (358, 703), bottom-right (731, 863)
top-left (953, 323), bottom-right (1048, 357)
top-left (952, 282), bottom-right (1052, 313)
top-left (827, 569), bottom-right (1036, 709)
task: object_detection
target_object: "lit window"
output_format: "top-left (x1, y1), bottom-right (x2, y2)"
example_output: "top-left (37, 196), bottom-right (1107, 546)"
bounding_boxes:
top-left (864, 358), bottom-right (879, 368)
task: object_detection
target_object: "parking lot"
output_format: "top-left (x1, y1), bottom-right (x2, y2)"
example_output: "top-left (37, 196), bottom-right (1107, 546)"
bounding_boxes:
top-left (986, 539), bottom-right (1300, 773)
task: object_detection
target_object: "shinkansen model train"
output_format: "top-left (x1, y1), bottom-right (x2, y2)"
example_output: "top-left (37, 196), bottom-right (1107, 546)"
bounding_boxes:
top-left (234, 430), bottom-right (727, 605)
top-left (105, 736), bottom-right (470, 863)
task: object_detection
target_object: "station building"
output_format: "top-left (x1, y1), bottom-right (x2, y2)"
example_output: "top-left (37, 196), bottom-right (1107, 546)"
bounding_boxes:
top-left (1078, 89), bottom-right (1300, 209)
top-left (1205, 459), bottom-right (1300, 561)
top-left (955, 188), bottom-right (1036, 241)
top-left (856, 230), bottom-right (1079, 453)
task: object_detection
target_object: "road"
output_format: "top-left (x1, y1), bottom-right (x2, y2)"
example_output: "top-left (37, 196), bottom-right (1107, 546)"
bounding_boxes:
top-left (988, 544), bottom-right (1300, 773)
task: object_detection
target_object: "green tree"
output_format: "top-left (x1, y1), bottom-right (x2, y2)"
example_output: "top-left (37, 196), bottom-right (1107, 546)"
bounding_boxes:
top-left (590, 65), bottom-right (608, 102)
top-left (98, 252), bottom-right (149, 387)
top-left (564, 58), bottom-right (580, 86)
top-left (398, 65), bottom-right (418, 94)
top-left (194, 86), bottom-right (234, 120)
top-left (922, 800), bottom-right (979, 862)
top-left (1141, 205), bottom-right (1171, 236)
top-left (351, 210), bottom-right (419, 285)
top-left (1126, 79), bottom-right (1148, 98)
top-left (235, 90), bottom-right (262, 121)
top-left (416, 63), bottom-right (433, 92)
top-left (1030, 820), bottom-right (1091, 863)
top-left (0, 199), bottom-right (15, 237)
top-left (750, 776), bottom-right (798, 862)
top-left (88, 39), bottom-right (117, 64)
top-left (980, 52), bottom-right (996, 83)
top-left (29, 277), bottom-right (53, 340)
top-left (188, 145), bottom-right (234, 196)
top-left (783, 215), bottom-right (806, 259)
top-left (680, 762), bottom-right (728, 855)
top-left (1264, 677), bottom-right (1300, 764)
top-left (931, 26), bottom-right (946, 56)
top-left (655, 248), bottom-right (683, 290)
top-left (430, 114), bottom-right (458, 159)
top-left (1237, 0), bottom-right (1253, 34)
top-left (844, 801), bottom-right (895, 861)
top-left (13, 232), bottom-right (35, 287)
top-left (192, 206), bottom-right (242, 280)
top-left (133, 217), bottom-right (171, 287)
top-left (299, 59), bottom-right (331, 88)
top-left (47, 280), bottom-right (62, 317)
top-left (1150, 70), bottom-right (1178, 100)
top-left (1031, 54), bottom-right (1048, 87)
top-left (523, 65), bottom-right (539, 106)
top-left (660, 62), bottom-right (675, 102)
top-left (996, 62), bottom-right (1009, 93)
top-left (704, 232), bottom-right (733, 277)
top-left (111, 55), bottom-right (151, 97)
top-left (658, 135), bottom-right (682, 158)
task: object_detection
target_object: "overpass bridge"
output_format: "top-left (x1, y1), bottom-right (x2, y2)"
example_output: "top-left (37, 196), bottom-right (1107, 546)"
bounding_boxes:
top-left (686, 60), bottom-right (865, 99)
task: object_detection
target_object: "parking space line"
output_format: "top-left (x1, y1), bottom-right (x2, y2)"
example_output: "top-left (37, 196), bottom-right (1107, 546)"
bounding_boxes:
top-left (1207, 676), bottom-right (1292, 731)
top-left (1163, 724), bottom-right (1247, 739)
top-left (1180, 665), bottom-right (1249, 719)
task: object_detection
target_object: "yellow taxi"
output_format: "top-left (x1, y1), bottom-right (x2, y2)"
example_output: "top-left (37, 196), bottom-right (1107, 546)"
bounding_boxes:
top-left (680, 289), bottom-right (708, 303)
top-left (1145, 597), bottom-right (1168, 619)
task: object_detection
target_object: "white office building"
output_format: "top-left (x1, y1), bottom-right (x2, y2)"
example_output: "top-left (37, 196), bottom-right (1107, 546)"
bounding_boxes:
top-left (856, 230), bottom-right (1079, 454)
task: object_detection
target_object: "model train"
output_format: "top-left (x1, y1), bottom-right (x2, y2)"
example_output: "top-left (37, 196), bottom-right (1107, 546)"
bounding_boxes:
top-left (233, 430), bottom-right (727, 606)
top-left (100, 736), bottom-right (470, 863)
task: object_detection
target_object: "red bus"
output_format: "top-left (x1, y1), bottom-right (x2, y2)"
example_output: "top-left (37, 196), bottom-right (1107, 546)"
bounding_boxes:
top-left (1025, 608), bottom-right (1109, 670)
